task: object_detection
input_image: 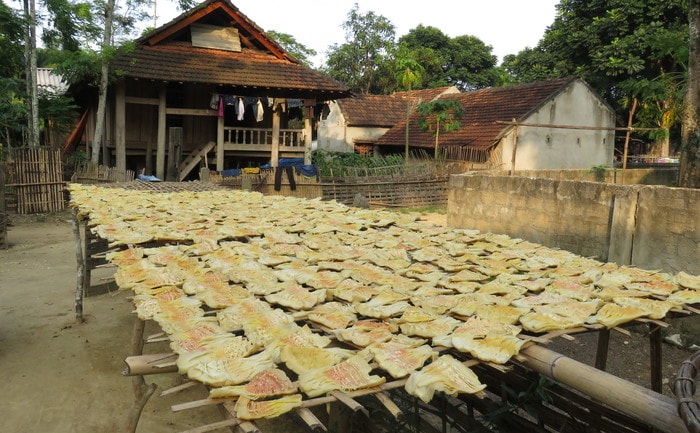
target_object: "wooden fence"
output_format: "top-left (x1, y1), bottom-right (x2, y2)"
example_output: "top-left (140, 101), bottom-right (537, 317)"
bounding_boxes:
top-left (6, 147), bottom-right (65, 214)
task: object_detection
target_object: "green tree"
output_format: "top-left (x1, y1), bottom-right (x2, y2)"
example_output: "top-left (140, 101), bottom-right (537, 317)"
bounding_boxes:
top-left (501, 47), bottom-right (559, 84)
top-left (267, 30), bottom-right (317, 67)
top-left (505, 0), bottom-right (688, 162)
top-left (323, 3), bottom-right (396, 94)
top-left (399, 25), bottom-right (499, 91)
top-left (395, 56), bottom-right (423, 159)
top-left (416, 99), bottom-right (463, 158)
top-left (0, 2), bottom-right (26, 147)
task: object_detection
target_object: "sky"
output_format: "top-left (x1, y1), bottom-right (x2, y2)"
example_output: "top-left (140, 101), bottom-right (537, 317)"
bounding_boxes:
top-left (155, 0), bottom-right (560, 68)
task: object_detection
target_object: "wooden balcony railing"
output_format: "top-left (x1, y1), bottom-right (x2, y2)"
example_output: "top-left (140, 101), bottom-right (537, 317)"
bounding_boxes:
top-left (223, 127), bottom-right (305, 147)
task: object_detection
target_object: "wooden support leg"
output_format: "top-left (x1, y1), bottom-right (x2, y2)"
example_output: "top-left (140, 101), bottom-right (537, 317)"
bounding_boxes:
top-left (125, 316), bottom-right (158, 433)
top-left (649, 323), bottom-right (663, 393)
top-left (594, 328), bottom-right (610, 371)
top-left (71, 209), bottom-right (85, 323)
top-left (328, 401), bottom-right (354, 433)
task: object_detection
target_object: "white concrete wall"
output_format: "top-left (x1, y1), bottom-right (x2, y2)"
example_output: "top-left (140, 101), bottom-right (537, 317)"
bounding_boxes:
top-left (317, 101), bottom-right (351, 152)
top-left (317, 101), bottom-right (391, 153)
top-left (500, 80), bottom-right (615, 170)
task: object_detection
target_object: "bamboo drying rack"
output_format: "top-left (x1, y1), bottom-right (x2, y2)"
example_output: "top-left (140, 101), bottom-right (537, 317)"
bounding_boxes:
top-left (68, 183), bottom-right (696, 433)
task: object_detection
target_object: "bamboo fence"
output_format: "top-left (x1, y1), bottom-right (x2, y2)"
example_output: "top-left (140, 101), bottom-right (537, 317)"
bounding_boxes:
top-left (71, 162), bottom-right (135, 184)
top-left (7, 147), bottom-right (65, 214)
top-left (208, 160), bottom-right (474, 208)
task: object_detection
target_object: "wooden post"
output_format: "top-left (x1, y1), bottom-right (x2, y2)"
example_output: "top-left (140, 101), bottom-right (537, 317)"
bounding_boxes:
top-left (509, 118), bottom-right (518, 174)
top-left (594, 328), bottom-right (610, 370)
top-left (166, 127), bottom-right (183, 181)
top-left (125, 317), bottom-right (158, 433)
top-left (71, 209), bottom-right (85, 323)
top-left (649, 323), bottom-right (663, 393)
top-left (304, 100), bottom-right (315, 164)
top-left (271, 104), bottom-right (281, 167)
top-left (115, 81), bottom-right (126, 173)
top-left (156, 85), bottom-right (167, 180)
top-left (519, 344), bottom-right (686, 433)
top-left (216, 115), bottom-right (224, 172)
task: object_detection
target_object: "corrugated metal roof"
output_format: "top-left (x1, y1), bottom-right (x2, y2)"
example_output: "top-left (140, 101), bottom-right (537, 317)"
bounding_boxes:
top-left (37, 68), bottom-right (69, 95)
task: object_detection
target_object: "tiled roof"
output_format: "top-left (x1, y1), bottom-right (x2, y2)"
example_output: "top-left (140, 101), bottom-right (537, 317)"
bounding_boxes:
top-left (376, 77), bottom-right (577, 150)
top-left (112, 0), bottom-right (351, 99)
top-left (112, 42), bottom-right (350, 98)
top-left (337, 86), bottom-right (457, 127)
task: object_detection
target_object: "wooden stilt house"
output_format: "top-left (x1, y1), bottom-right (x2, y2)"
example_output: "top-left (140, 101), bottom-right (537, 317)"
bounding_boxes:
top-left (80, 0), bottom-right (351, 180)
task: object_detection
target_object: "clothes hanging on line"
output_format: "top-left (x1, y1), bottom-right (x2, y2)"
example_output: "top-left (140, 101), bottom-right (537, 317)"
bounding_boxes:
top-left (236, 98), bottom-right (245, 121)
top-left (255, 99), bottom-right (264, 122)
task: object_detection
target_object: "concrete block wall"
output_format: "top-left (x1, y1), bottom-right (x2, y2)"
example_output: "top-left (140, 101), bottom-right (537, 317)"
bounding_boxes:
top-left (448, 173), bottom-right (699, 275)
top-left (501, 167), bottom-right (678, 186)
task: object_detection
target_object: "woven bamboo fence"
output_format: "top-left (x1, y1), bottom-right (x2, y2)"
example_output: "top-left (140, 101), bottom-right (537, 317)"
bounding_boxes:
top-left (7, 147), bottom-right (65, 214)
top-left (71, 162), bottom-right (135, 184)
top-left (207, 160), bottom-right (473, 208)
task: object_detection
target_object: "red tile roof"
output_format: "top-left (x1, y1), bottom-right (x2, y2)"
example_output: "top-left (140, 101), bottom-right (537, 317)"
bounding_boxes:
top-left (337, 87), bottom-right (457, 127)
top-left (111, 0), bottom-right (351, 99)
top-left (376, 77), bottom-right (577, 151)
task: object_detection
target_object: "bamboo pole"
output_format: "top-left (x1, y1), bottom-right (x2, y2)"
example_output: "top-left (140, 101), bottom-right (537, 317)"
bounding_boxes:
top-left (519, 345), bottom-right (686, 433)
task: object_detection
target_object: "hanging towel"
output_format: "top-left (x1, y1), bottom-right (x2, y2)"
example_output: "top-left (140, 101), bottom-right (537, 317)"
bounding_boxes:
top-left (218, 96), bottom-right (224, 118)
top-left (237, 98), bottom-right (245, 121)
top-left (255, 99), bottom-right (264, 122)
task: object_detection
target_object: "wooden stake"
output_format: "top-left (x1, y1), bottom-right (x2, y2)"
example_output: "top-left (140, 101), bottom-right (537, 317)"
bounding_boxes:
top-left (71, 209), bottom-right (85, 323)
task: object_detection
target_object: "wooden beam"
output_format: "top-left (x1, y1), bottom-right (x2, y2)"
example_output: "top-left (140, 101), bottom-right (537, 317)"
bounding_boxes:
top-left (125, 96), bottom-right (159, 106)
top-left (166, 108), bottom-right (218, 116)
top-left (495, 120), bottom-right (659, 131)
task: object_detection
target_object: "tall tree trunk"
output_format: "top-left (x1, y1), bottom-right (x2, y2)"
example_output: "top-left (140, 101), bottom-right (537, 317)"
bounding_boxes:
top-left (91, 0), bottom-right (115, 164)
top-left (680, 0), bottom-right (700, 188)
top-left (23, 0), bottom-right (39, 147)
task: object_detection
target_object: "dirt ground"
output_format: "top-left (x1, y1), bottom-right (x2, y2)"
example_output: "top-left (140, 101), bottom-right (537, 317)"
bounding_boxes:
top-left (0, 210), bottom-right (696, 433)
